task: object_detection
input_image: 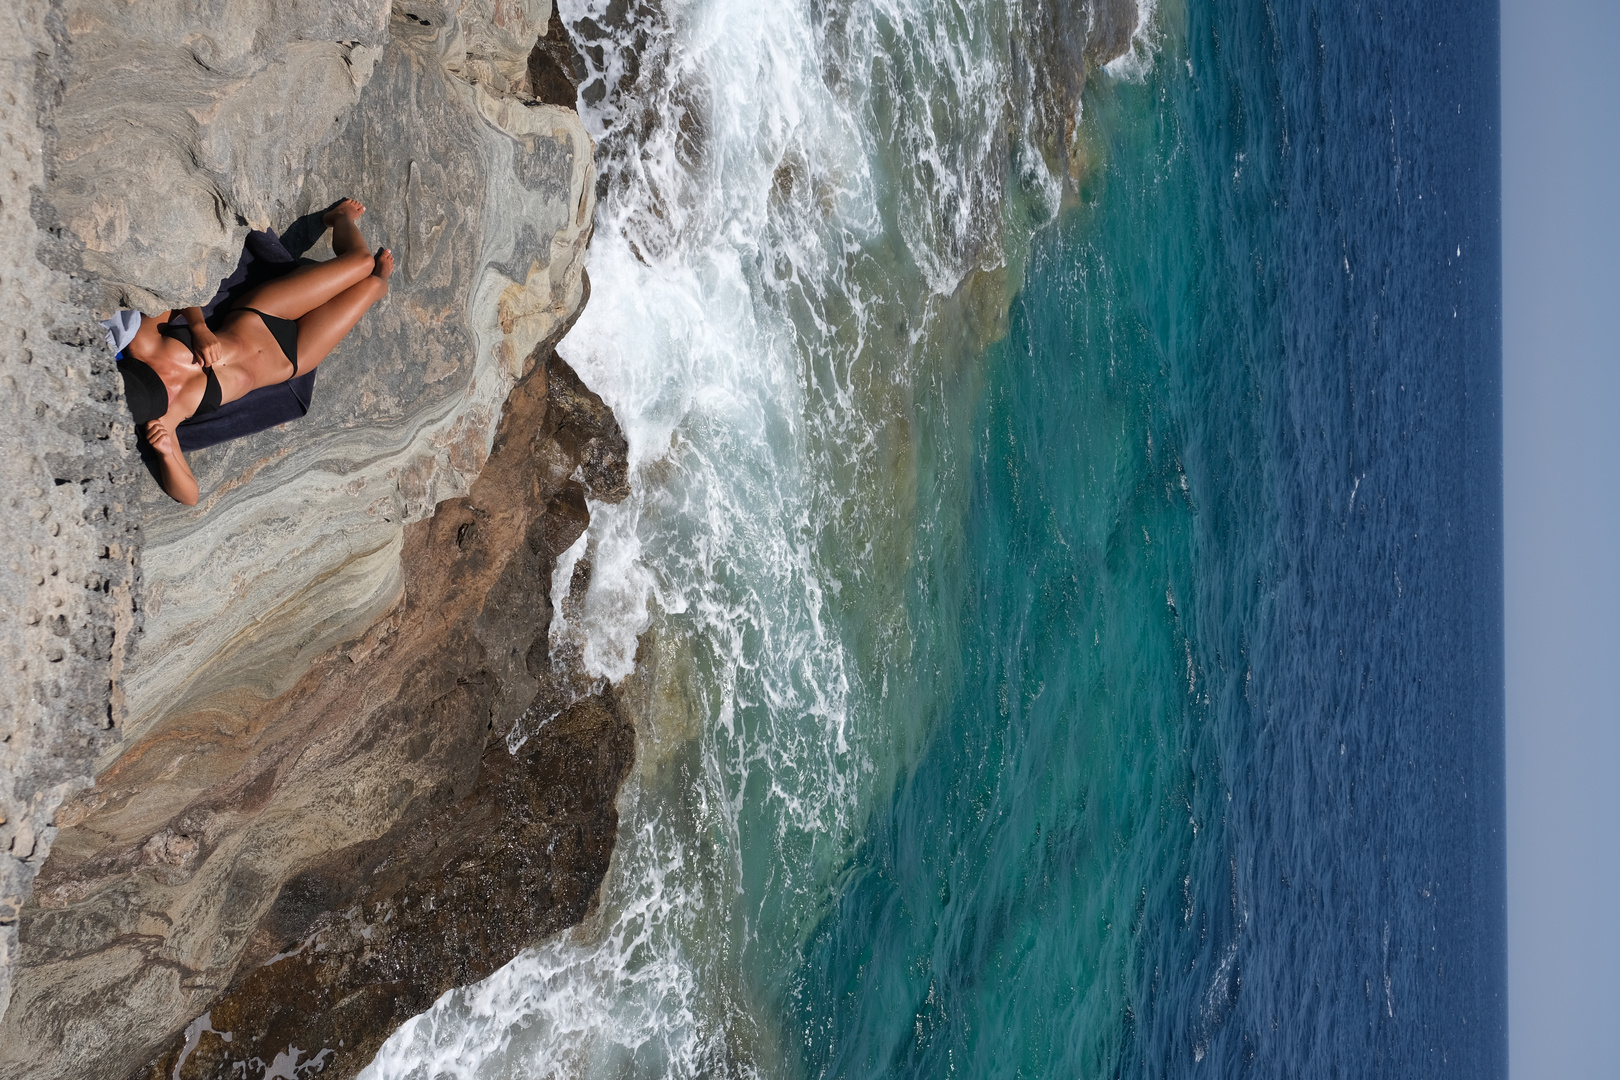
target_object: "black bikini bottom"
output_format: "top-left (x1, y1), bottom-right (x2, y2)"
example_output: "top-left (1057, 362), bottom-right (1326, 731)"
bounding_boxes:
top-left (163, 308), bottom-right (299, 374)
top-left (196, 366), bottom-right (223, 416)
top-left (235, 307), bottom-right (300, 374)
top-left (116, 357), bottom-right (221, 424)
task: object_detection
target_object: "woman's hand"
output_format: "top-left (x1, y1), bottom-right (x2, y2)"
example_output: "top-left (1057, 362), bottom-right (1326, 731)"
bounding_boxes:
top-left (180, 307), bottom-right (224, 368)
top-left (144, 416), bottom-right (178, 456)
top-left (189, 326), bottom-right (225, 368)
top-left (143, 416), bottom-right (200, 506)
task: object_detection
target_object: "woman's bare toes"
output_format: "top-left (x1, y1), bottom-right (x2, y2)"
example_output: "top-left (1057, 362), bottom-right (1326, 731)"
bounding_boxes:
top-left (323, 197), bottom-right (366, 226)
top-left (372, 247), bottom-right (395, 280)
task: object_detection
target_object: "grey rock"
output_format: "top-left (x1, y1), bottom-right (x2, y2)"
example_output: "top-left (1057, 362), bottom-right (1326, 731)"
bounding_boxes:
top-left (0, 0), bottom-right (142, 1028)
top-left (3, 351), bottom-right (632, 1080)
top-left (0, 0), bottom-right (622, 1069)
top-left (50, 0), bottom-right (393, 313)
top-left (116, 3), bottom-right (596, 777)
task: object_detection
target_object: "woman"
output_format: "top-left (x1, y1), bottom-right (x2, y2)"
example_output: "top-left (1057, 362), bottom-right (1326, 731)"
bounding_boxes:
top-left (119, 198), bottom-right (392, 505)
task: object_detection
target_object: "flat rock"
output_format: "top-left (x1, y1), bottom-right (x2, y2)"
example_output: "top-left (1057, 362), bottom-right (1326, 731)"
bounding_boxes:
top-left (120, 5), bottom-right (596, 761)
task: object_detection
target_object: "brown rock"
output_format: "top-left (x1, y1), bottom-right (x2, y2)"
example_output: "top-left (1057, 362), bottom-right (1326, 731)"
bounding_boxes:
top-left (527, 8), bottom-right (589, 107)
top-left (134, 694), bottom-right (633, 1080)
top-left (1012, 0), bottom-right (1141, 188)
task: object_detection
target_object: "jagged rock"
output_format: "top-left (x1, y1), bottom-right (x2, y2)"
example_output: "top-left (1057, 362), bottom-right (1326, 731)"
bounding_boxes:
top-left (134, 692), bottom-right (633, 1080)
top-left (528, 8), bottom-right (590, 108)
top-left (0, 0), bottom-right (635, 1076)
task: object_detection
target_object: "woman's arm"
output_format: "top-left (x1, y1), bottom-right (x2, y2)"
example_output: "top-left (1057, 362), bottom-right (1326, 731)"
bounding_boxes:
top-left (143, 413), bottom-right (200, 506)
top-left (180, 306), bottom-right (225, 368)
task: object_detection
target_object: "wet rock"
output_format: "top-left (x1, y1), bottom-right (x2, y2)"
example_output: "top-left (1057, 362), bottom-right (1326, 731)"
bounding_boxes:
top-left (527, 8), bottom-right (590, 107)
top-left (1013, 0), bottom-right (1141, 187)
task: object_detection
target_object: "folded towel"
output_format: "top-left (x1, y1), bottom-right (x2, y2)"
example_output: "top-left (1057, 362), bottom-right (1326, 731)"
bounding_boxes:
top-left (100, 309), bottom-right (141, 355)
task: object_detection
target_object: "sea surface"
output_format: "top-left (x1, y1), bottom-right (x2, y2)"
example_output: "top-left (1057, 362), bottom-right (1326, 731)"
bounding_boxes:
top-left (364, 0), bottom-right (1505, 1076)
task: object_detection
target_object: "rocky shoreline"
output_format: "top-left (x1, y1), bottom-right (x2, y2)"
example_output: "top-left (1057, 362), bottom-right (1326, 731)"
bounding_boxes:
top-left (0, 1), bottom-right (636, 1077)
top-left (121, 350), bottom-right (635, 1080)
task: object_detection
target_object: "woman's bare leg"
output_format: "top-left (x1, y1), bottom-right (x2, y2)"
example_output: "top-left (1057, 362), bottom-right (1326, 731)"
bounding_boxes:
top-left (324, 198), bottom-right (369, 256)
top-left (294, 248), bottom-right (393, 372)
top-left (237, 199), bottom-right (376, 320)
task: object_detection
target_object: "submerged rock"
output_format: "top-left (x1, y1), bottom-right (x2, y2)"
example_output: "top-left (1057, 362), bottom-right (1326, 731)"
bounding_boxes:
top-left (0, 0), bottom-right (636, 1076)
top-left (1014, 0), bottom-right (1142, 187)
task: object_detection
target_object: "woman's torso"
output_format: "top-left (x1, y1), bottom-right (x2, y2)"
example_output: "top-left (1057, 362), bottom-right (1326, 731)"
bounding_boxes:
top-left (133, 309), bottom-right (289, 414)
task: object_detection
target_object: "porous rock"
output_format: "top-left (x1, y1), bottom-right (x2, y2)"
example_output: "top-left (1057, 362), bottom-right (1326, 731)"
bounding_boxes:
top-left (0, 0), bottom-right (142, 1031)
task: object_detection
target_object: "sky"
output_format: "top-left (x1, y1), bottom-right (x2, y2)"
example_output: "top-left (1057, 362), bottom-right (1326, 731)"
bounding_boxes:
top-left (1501, 0), bottom-right (1620, 1077)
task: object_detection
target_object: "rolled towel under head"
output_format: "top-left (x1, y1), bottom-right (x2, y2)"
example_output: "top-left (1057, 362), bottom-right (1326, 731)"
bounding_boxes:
top-left (99, 309), bottom-right (141, 357)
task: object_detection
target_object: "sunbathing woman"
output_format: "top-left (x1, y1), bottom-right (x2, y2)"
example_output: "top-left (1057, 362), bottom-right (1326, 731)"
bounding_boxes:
top-left (119, 198), bottom-right (392, 505)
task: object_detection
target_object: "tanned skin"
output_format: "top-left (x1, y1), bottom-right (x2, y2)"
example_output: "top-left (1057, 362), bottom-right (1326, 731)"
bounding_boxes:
top-left (124, 198), bottom-right (394, 504)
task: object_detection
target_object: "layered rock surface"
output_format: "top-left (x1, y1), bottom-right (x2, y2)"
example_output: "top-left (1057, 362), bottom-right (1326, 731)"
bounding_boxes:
top-left (1, 0), bottom-right (636, 1076)
top-left (6, 348), bottom-right (632, 1080)
top-left (118, 0), bottom-right (596, 759)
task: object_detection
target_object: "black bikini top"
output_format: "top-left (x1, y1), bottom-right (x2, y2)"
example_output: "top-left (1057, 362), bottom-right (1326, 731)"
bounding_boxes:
top-left (163, 309), bottom-right (299, 373)
top-left (119, 351), bottom-right (222, 423)
top-left (157, 323), bottom-right (224, 418)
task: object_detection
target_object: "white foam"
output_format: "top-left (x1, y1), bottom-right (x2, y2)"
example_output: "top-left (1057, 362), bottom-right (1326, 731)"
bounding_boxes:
top-left (362, 0), bottom-right (1084, 1072)
top-left (1103, 0), bottom-right (1162, 83)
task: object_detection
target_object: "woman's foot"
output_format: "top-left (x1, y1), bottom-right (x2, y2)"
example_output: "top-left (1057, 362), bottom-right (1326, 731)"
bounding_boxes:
top-left (323, 198), bottom-right (366, 227)
top-left (372, 248), bottom-right (394, 292)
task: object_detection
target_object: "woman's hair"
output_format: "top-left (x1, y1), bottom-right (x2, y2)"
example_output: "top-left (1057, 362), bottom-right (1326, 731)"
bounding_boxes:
top-left (117, 357), bottom-right (168, 426)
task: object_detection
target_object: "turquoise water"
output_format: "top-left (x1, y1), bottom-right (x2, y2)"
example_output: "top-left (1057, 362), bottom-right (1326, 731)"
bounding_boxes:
top-left (799, 76), bottom-right (1236, 1074)
top-left (365, 0), bottom-right (1503, 1076)
top-left (798, 3), bottom-right (1503, 1073)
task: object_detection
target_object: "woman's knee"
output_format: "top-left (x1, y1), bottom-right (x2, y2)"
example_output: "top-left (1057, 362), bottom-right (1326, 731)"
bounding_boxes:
top-left (334, 249), bottom-right (375, 276)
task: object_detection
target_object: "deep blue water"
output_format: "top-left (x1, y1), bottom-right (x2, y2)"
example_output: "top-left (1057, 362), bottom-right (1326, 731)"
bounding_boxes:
top-left (793, 1), bottom-right (1505, 1076)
